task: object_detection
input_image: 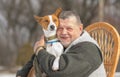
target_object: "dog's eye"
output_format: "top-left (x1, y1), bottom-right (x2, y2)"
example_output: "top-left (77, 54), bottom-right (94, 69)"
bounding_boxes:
top-left (44, 20), bottom-right (48, 22)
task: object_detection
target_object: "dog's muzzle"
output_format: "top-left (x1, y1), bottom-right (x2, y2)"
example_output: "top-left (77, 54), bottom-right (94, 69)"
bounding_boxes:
top-left (50, 25), bottom-right (55, 31)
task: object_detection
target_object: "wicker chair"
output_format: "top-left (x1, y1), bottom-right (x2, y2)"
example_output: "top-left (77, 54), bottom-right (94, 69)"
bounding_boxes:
top-left (85, 22), bottom-right (120, 77)
top-left (27, 67), bottom-right (35, 77)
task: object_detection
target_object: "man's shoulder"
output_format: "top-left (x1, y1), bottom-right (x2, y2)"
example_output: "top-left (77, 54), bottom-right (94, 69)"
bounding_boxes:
top-left (73, 41), bottom-right (98, 49)
top-left (71, 41), bottom-right (102, 60)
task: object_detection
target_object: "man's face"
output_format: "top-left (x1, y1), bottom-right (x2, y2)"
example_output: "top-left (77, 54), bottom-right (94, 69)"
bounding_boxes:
top-left (57, 17), bottom-right (83, 48)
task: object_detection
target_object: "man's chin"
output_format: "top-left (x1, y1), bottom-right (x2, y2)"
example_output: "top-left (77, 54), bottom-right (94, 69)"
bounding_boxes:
top-left (61, 42), bottom-right (70, 48)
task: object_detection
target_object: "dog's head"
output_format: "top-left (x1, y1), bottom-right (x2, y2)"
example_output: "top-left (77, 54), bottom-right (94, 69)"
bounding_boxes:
top-left (34, 8), bottom-right (62, 37)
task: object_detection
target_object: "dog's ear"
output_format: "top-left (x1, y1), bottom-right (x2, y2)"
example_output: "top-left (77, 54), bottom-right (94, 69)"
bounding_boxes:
top-left (34, 15), bottom-right (42, 23)
top-left (54, 8), bottom-right (62, 17)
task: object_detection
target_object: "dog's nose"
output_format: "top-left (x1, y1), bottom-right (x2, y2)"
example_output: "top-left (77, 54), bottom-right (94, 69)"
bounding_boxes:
top-left (50, 25), bottom-right (55, 30)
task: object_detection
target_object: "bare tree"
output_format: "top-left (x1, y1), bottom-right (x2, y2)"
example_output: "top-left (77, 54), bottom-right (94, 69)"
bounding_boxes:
top-left (0, 0), bottom-right (42, 66)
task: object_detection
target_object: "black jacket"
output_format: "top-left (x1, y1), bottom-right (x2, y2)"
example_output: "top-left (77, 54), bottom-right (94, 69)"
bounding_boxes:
top-left (35, 42), bottom-right (103, 77)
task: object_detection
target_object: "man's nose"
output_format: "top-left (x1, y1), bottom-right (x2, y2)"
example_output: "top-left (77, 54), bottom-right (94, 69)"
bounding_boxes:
top-left (61, 29), bottom-right (67, 34)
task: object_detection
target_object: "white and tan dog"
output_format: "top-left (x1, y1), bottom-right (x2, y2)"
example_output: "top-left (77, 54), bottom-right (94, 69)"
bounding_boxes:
top-left (34, 8), bottom-right (63, 71)
top-left (28, 8), bottom-right (63, 77)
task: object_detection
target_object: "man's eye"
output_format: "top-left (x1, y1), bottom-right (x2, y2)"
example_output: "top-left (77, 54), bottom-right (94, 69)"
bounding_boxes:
top-left (57, 28), bottom-right (63, 31)
top-left (67, 28), bottom-right (72, 31)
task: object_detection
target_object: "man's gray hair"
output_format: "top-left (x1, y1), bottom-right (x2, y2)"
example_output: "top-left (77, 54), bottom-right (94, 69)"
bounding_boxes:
top-left (59, 11), bottom-right (82, 25)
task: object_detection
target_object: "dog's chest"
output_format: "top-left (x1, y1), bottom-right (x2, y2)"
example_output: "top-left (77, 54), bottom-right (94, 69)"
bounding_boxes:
top-left (46, 42), bottom-right (63, 57)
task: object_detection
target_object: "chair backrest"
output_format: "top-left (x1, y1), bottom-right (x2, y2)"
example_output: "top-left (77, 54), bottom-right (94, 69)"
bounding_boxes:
top-left (85, 22), bottom-right (120, 77)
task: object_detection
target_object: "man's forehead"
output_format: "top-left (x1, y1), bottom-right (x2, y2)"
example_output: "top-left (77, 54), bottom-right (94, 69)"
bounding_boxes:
top-left (60, 16), bottom-right (76, 22)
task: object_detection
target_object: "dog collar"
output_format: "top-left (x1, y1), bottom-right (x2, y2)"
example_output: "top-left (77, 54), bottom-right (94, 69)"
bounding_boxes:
top-left (46, 40), bottom-right (59, 44)
top-left (46, 35), bottom-right (57, 41)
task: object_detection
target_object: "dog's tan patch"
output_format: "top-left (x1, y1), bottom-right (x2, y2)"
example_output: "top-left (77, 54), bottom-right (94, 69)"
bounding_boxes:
top-left (51, 14), bottom-right (59, 28)
top-left (39, 16), bottom-right (50, 30)
top-left (35, 15), bottom-right (59, 30)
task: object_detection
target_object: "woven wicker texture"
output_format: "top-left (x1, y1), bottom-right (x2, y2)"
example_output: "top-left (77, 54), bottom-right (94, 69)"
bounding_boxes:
top-left (85, 22), bottom-right (120, 77)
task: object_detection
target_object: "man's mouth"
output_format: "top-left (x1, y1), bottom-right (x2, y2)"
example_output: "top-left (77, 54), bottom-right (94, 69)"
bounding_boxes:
top-left (60, 36), bottom-right (69, 40)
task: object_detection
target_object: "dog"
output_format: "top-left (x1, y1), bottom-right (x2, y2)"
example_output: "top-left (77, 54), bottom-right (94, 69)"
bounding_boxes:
top-left (27, 8), bottom-right (63, 77)
top-left (34, 8), bottom-right (63, 71)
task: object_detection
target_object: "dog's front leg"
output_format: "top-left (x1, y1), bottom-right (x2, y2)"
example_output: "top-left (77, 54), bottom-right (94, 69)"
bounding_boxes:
top-left (52, 56), bottom-right (60, 71)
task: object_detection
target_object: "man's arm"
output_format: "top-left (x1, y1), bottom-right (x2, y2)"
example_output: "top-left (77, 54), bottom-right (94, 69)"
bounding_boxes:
top-left (36, 42), bottom-right (102, 77)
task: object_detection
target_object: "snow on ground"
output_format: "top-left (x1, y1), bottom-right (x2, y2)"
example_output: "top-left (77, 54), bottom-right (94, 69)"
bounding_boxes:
top-left (0, 65), bottom-right (120, 77)
top-left (115, 72), bottom-right (120, 77)
top-left (0, 72), bottom-right (120, 77)
top-left (0, 73), bottom-right (16, 77)
top-left (0, 66), bottom-right (17, 77)
top-left (0, 73), bottom-right (120, 77)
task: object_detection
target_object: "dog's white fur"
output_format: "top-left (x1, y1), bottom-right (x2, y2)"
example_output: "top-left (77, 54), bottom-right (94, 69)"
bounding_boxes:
top-left (43, 16), bottom-right (57, 37)
top-left (44, 15), bottom-right (63, 71)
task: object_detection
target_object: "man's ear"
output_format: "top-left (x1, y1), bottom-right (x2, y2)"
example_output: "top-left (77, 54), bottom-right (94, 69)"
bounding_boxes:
top-left (54, 8), bottom-right (62, 17)
top-left (34, 15), bottom-right (42, 23)
top-left (79, 24), bottom-right (83, 31)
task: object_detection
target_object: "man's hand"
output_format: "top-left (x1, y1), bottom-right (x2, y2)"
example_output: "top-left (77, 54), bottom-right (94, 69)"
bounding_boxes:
top-left (34, 35), bottom-right (45, 54)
